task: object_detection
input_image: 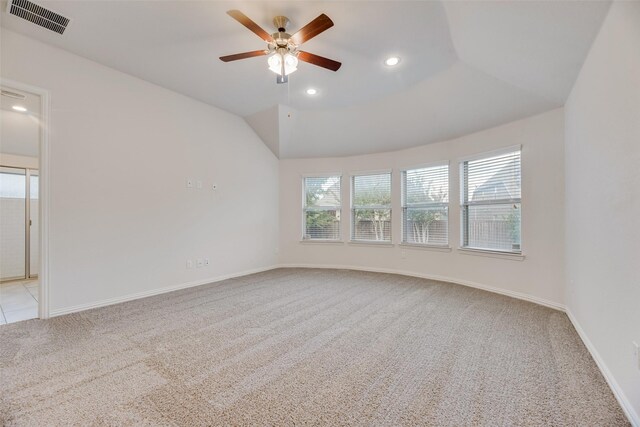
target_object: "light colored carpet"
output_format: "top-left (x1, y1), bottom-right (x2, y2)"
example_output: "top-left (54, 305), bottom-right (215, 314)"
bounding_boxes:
top-left (0, 268), bottom-right (629, 426)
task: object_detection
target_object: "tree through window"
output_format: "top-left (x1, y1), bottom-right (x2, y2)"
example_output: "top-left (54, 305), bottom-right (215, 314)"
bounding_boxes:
top-left (402, 164), bottom-right (449, 246)
top-left (351, 173), bottom-right (392, 242)
top-left (303, 176), bottom-right (341, 240)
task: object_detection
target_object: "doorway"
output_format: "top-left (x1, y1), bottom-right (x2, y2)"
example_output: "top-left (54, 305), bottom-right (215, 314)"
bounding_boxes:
top-left (0, 85), bottom-right (42, 324)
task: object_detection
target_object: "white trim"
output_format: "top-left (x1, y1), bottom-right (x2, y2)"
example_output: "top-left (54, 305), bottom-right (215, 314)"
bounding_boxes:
top-left (49, 265), bottom-right (279, 317)
top-left (299, 239), bottom-right (344, 245)
top-left (565, 309), bottom-right (639, 427)
top-left (300, 171), bottom-right (342, 178)
top-left (400, 243), bottom-right (452, 252)
top-left (457, 144), bottom-right (522, 163)
top-left (348, 241), bottom-right (394, 248)
top-left (348, 168), bottom-right (392, 177)
top-left (458, 247), bottom-right (525, 261)
top-left (0, 78), bottom-right (51, 319)
top-left (400, 160), bottom-right (450, 172)
top-left (278, 263), bottom-right (563, 311)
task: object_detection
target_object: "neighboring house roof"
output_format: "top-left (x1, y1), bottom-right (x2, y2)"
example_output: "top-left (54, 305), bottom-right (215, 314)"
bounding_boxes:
top-left (315, 180), bottom-right (341, 207)
top-left (471, 164), bottom-right (520, 201)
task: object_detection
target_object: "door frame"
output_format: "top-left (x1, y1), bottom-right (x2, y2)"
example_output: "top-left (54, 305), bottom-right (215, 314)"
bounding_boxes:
top-left (1, 78), bottom-right (51, 319)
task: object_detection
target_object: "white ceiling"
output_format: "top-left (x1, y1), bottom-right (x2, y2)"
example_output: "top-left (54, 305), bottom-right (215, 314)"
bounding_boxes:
top-left (0, 1), bottom-right (611, 158)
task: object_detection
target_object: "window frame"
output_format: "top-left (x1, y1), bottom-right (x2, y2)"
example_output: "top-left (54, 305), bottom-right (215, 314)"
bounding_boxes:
top-left (459, 146), bottom-right (523, 255)
top-left (350, 170), bottom-right (393, 243)
top-left (401, 161), bottom-right (450, 248)
top-left (301, 173), bottom-right (343, 242)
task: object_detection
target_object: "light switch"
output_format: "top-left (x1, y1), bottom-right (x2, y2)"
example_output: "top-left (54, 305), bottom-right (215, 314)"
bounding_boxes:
top-left (186, 179), bottom-right (193, 188)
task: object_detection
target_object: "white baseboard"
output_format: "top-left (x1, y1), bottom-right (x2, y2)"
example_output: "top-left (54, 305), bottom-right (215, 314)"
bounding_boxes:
top-left (565, 309), bottom-right (639, 427)
top-left (278, 263), bottom-right (565, 311)
top-left (48, 265), bottom-right (280, 317)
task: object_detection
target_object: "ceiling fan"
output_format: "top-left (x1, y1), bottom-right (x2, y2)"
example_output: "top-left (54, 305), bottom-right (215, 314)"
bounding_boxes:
top-left (220, 10), bottom-right (341, 84)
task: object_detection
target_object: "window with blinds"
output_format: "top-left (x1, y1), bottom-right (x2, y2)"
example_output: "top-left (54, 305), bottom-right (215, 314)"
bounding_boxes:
top-left (461, 149), bottom-right (521, 253)
top-left (402, 164), bottom-right (449, 246)
top-left (303, 176), bottom-right (341, 240)
top-left (351, 173), bottom-right (392, 242)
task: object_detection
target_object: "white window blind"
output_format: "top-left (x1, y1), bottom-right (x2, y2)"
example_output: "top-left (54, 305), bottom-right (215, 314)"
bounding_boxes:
top-left (402, 164), bottom-right (449, 246)
top-left (303, 176), bottom-right (341, 240)
top-left (351, 173), bottom-right (391, 242)
top-left (461, 149), bottom-right (521, 253)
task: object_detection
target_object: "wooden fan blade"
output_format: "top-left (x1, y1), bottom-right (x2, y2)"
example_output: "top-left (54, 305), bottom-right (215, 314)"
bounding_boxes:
top-left (290, 14), bottom-right (334, 45)
top-left (297, 51), bottom-right (341, 72)
top-left (226, 10), bottom-right (272, 43)
top-left (220, 50), bottom-right (268, 62)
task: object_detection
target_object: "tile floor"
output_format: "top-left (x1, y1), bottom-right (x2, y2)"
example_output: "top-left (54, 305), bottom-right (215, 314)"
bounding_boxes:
top-left (0, 279), bottom-right (39, 325)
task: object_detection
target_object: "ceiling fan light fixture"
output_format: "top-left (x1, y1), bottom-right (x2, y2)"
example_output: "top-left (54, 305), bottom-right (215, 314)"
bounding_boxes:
top-left (284, 53), bottom-right (298, 74)
top-left (268, 51), bottom-right (298, 76)
top-left (267, 53), bottom-right (282, 73)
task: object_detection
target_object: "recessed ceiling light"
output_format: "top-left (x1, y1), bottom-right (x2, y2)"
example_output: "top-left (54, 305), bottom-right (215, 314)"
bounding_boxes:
top-left (384, 56), bottom-right (400, 66)
top-left (306, 88), bottom-right (318, 95)
top-left (12, 105), bottom-right (27, 112)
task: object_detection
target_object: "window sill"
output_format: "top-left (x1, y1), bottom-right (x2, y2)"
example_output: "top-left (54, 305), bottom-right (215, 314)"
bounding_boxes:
top-left (457, 247), bottom-right (525, 261)
top-left (399, 243), bottom-right (452, 253)
top-left (300, 239), bottom-right (345, 245)
top-left (348, 240), bottom-right (394, 248)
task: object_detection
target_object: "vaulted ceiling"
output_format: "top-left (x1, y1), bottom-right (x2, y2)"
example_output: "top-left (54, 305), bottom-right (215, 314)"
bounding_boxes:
top-left (1, 1), bottom-right (611, 158)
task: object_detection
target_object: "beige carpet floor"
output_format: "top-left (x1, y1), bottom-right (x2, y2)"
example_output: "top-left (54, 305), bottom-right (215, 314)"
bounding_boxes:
top-left (0, 268), bottom-right (629, 426)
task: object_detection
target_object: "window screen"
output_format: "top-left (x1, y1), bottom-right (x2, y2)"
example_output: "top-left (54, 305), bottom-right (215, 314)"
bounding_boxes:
top-left (303, 176), bottom-right (341, 240)
top-left (461, 150), bottom-right (521, 252)
top-left (402, 164), bottom-right (449, 246)
top-left (351, 173), bottom-right (391, 242)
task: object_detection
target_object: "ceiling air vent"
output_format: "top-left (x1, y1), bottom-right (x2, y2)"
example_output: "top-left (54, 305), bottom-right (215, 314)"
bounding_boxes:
top-left (6, 0), bottom-right (70, 35)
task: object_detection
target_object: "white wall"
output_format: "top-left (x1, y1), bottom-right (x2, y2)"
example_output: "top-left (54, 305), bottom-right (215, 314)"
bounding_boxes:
top-left (280, 109), bottom-right (565, 307)
top-left (565, 1), bottom-right (640, 422)
top-left (1, 29), bottom-right (279, 313)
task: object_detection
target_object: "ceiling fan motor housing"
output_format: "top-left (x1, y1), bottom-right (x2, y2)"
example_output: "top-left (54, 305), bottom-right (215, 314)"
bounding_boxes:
top-left (273, 15), bottom-right (289, 32)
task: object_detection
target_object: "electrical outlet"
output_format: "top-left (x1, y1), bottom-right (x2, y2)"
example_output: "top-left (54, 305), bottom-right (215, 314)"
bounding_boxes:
top-left (186, 260), bottom-right (194, 269)
top-left (204, 258), bottom-right (210, 266)
top-left (633, 341), bottom-right (639, 371)
top-left (196, 259), bottom-right (204, 268)
top-left (196, 180), bottom-right (203, 189)
top-left (401, 250), bottom-right (406, 259)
